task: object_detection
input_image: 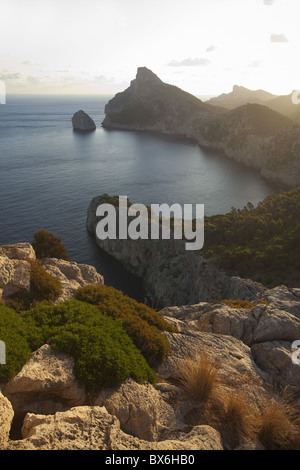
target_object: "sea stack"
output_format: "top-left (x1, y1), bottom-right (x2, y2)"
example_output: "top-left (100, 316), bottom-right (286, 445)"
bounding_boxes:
top-left (72, 110), bottom-right (96, 131)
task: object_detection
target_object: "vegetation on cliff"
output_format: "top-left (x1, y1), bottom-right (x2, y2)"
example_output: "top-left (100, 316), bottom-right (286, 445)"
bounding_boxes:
top-left (203, 187), bottom-right (300, 286)
top-left (32, 228), bottom-right (70, 261)
top-left (75, 284), bottom-right (177, 367)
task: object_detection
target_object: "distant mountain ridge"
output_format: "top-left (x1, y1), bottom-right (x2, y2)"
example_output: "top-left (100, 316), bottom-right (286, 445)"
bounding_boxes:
top-left (208, 85), bottom-right (300, 124)
top-left (102, 67), bottom-right (300, 188)
top-left (207, 85), bottom-right (278, 109)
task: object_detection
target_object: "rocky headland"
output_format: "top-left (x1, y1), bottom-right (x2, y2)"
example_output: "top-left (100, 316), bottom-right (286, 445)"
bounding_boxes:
top-left (86, 195), bottom-right (264, 307)
top-left (102, 67), bottom-right (300, 187)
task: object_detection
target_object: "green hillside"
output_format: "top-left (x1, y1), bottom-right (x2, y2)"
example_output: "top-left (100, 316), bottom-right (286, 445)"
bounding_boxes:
top-left (203, 187), bottom-right (300, 287)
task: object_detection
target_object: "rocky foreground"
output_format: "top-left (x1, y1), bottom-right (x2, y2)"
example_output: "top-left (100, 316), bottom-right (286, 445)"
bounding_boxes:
top-left (0, 243), bottom-right (300, 450)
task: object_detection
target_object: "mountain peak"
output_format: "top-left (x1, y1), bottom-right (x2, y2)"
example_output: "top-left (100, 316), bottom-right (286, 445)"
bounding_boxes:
top-left (135, 67), bottom-right (162, 84)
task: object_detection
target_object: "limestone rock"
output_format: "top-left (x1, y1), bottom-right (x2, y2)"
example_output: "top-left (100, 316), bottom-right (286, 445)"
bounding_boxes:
top-left (162, 288), bottom-right (300, 347)
top-left (3, 344), bottom-right (86, 414)
top-left (72, 110), bottom-right (96, 131)
top-left (0, 390), bottom-right (14, 449)
top-left (157, 330), bottom-right (268, 387)
top-left (0, 243), bottom-right (36, 261)
top-left (7, 406), bottom-right (223, 450)
top-left (251, 341), bottom-right (300, 395)
top-left (0, 242), bottom-right (104, 303)
top-left (41, 257), bottom-right (104, 301)
top-left (103, 379), bottom-right (177, 441)
top-left (0, 256), bottom-right (31, 298)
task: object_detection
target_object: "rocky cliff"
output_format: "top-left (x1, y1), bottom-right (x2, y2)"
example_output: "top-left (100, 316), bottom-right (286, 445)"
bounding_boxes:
top-left (102, 67), bottom-right (225, 136)
top-left (86, 195), bottom-right (264, 307)
top-left (102, 68), bottom-right (300, 187)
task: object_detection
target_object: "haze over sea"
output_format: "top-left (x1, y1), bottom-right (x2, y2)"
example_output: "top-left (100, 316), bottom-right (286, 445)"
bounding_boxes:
top-left (0, 94), bottom-right (278, 299)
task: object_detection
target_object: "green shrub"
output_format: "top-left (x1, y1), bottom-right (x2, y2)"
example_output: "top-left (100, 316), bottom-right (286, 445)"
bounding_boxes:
top-left (0, 305), bottom-right (32, 383)
top-left (75, 284), bottom-right (176, 367)
top-left (22, 300), bottom-right (156, 392)
top-left (6, 260), bottom-right (62, 312)
top-left (29, 259), bottom-right (62, 302)
top-left (32, 228), bottom-right (70, 261)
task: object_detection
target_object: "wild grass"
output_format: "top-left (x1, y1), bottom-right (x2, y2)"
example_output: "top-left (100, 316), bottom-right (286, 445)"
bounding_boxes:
top-left (257, 392), bottom-right (300, 450)
top-left (176, 352), bottom-right (221, 402)
top-left (175, 352), bottom-right (300, 450)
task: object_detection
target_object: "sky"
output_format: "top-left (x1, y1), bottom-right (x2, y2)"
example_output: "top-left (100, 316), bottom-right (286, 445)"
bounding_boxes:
top-left (0, 0), bottom-right (299, 97)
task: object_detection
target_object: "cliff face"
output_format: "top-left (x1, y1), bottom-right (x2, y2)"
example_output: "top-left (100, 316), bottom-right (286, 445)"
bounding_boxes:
top-left (102, 67), bottom-right (225, 136)
top-left (102, 68), bottom-right (300, 187)
top-left (86, 196), bottom-right (263, 307)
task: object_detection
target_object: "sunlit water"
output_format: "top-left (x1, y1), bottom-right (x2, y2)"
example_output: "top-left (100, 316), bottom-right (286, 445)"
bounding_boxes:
top-left (0, 95), bottom-right (279, 299)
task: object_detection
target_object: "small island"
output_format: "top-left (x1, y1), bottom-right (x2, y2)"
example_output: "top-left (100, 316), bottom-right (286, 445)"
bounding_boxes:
top-left (72, 110), bottom-right (96, 132)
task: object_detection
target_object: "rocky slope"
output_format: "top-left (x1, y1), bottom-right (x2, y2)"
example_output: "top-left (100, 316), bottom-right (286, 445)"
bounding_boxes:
top-left (1, 282), bottom-right (299, 450)
top-left (102, 67), bottom-right (300, 187)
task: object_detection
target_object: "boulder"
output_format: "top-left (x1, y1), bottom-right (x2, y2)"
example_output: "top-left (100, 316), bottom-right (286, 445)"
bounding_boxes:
top-left (3, 345), bottom-right (86, 414)
top-left (251, 341), bottom-right (300, 395)
top-left (72, 110), bottom-right (96, 131)
top-left (41, 257), bottom-right (104, 301)
top-left (102, 379), bottom-right (177, 441)
top-left (7, 406), bottom-right (223, 450)
top-left (0, 390), bottom-right (14, 449)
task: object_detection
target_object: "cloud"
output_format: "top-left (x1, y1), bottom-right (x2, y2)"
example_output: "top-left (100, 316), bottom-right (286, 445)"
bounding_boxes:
top-left (0, 70), bottom-right (22, 80)
top-left (206, 45), bottom-right (216, 53)
top-left (264, 0), bottom-right (275, 4)
top-left (270, 33), bottom-right (288, 43)
top-left (168, 58), bottom-right (210, 67)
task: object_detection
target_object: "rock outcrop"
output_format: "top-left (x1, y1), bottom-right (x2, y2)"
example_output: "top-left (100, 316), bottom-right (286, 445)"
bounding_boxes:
top-left (0, 391), bottom-right (14, 450)
top-left (102, 67), bottom-right (300, 187)
top-left (3, 345), bottom-right (87, 414)
top-left (72, 110), bottom-right (96, 131)
top-left (86, 195), bottom-right (264, 307)
top-left (0, 242), bottom-right (104, 303)
top-left (7, 406), bottom-right (223, 450)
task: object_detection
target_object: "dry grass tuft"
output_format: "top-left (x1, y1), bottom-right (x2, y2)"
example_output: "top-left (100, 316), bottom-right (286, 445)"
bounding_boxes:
top-left (257, 393), bottom-right (300, 450)
top-left (176, 352), bottom-right (221, 402)
top-left (220, 390), bottom-right (258, 449)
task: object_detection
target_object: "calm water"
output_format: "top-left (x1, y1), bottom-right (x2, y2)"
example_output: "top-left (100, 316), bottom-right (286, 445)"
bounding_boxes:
top-left (0, 94), bottom-right (278, 299)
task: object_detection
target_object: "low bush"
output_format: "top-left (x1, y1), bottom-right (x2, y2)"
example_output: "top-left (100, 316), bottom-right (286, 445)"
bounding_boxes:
top-left (75, 284), bottom-right (176, 367)
top-left (22, 299), bottom-right (156, 392)
top-left (0, 305), bottom-right (32, 382)
top-left (32, 228), bottom-right (70, 261)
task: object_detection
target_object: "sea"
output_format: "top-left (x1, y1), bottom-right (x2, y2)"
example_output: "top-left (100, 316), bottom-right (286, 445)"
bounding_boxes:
top-left (0, 94), bottom-right (279, 300)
